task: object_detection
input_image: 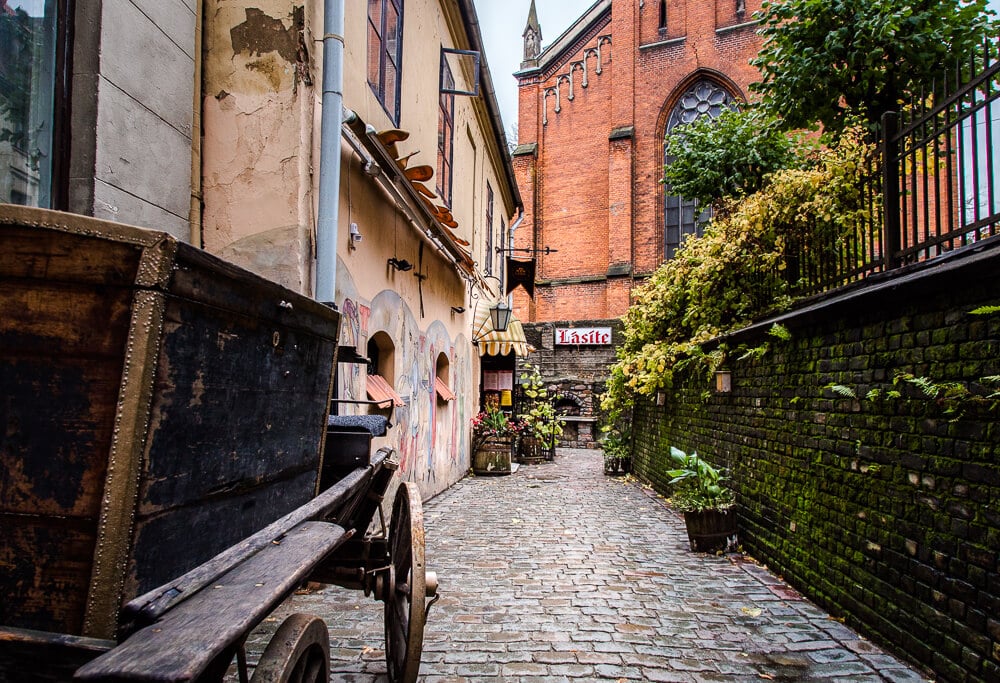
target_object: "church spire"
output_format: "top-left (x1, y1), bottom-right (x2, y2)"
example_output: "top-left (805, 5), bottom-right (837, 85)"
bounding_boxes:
top-left (522, 0), bottom-right (542, 63)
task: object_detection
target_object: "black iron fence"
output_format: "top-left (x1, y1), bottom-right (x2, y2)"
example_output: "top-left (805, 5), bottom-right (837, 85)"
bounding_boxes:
top-left (789, 38), bottom-right (1000, 297)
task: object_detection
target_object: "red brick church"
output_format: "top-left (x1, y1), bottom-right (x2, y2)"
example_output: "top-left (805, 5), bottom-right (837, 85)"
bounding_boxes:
top-left (508, 0), bottom-right (764, 445)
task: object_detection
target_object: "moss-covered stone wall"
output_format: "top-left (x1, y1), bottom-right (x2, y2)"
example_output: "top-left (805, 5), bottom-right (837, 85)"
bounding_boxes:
top-left (630, 245), bottom-right (1000, 682)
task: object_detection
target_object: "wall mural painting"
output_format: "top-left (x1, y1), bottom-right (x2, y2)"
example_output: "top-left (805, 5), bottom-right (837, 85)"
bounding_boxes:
top-left (337, 298), bottom-right (366, 403)
top-left (336, 266), bottom-right (470, 497)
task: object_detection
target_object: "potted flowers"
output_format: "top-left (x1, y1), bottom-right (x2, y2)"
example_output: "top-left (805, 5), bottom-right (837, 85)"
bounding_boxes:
top-left (471, 406), bottom-right (520, 475)
top-left (666, 446), bottom-right (738, 552)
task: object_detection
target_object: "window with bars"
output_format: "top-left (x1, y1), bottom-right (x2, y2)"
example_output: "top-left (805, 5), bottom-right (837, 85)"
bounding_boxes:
top-left (437, 55), bottom-right (455, 206)
top-left (367, 0), bottom-right (403, 124)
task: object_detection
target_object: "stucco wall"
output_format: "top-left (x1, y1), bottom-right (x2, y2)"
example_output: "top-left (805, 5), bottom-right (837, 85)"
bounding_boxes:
top-left (71, 0), bottom-right (196, 238)
top-left (336, 259), bottom-right (475, 501)
top-left (201, 1), bottom-right (313, 291)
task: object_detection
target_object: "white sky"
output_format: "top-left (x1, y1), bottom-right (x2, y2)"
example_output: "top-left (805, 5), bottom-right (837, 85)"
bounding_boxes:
top-left (472, 0), bottom-right (1000, 139)
top-left (473, 0), bottom-right (588, 137)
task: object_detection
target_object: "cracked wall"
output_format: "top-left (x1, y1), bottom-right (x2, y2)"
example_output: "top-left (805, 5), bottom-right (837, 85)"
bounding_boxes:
top-left (201, 2), bottom-right (313, 293)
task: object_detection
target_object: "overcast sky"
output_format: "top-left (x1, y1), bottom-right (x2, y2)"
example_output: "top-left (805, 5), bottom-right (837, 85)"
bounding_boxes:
top-left (473, 0), bottom-right (587, 137)
top-left (472, 0), bottom-right (1000, 139)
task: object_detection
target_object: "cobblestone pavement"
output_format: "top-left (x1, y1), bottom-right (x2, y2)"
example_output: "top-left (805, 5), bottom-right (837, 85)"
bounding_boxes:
top-left (242, 449), bottom-right (930, 682)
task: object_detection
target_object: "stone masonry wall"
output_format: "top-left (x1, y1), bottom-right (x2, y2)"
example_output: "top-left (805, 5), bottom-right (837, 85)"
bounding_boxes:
top-left (518, 320), bottom-right (622, 448)
top-left (630, 245), bottom-right (1000, 683)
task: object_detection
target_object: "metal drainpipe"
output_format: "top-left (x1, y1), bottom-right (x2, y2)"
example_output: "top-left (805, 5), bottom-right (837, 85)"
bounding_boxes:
top-left (315, 0), bottom-right (345, 304)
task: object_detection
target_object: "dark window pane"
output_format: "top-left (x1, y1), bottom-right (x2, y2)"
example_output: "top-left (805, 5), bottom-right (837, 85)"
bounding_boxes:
top-left (0, 0), bottom-right (59, 207)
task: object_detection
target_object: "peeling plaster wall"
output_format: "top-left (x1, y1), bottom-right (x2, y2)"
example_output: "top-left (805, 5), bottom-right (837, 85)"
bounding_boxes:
top-left (201, 2), bottom-right (313, 293)
top-left (335, 260), bottom-right (475, 501)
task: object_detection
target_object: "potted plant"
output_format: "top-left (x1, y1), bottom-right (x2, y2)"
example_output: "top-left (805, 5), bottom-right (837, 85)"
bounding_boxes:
top-left (666, 446), bottom-right (738, 552)
top-left (471, 406), bottom-right (521, 475)
top-left (516, 364), bottom-right (565, 462)
top-left (600, 425), bottom-right (631, 475)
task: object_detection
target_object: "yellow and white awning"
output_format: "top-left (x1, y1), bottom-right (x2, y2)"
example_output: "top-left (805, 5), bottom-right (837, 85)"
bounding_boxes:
top-left (472, 300), bottom-right (530, 357)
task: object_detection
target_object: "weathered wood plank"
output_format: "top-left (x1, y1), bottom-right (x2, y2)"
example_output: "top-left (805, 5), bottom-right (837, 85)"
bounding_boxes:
top-left (75, 522), bottom-right (348, 682)
top-left (120, 463), bottom-right (374, 631)
top-left (0, 517), bottom-right (96, 635)
top-left (0, 626), bottom-right (113, 682)
top-left (0, 226), bottom-right (142, 285)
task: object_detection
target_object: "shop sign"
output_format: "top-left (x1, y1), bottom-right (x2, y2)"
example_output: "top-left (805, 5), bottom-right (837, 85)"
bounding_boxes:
top-left (555, 327), bottom-right (612, 345)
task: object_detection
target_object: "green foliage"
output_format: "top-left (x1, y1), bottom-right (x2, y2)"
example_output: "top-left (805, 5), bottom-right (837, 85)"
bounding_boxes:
top-left (969, 304), bottom-right (1000, 315)
top-left (665, 447), bottom-right (736, 513)
top-left (602, 126), bottom-right (873, 417)
top-left (471, 406), bottom-right (522, 453)
top-left (826, 384), bottom-right (858, 400)
top-left (663, 109), bottom-right (797, 207)
top-left (600, 424), bottom-right (632, 472)
top-left (750, 0), bottom-right (999, 133)
top-left (517, 363), bottom-right (565, 450)
top-left (768, 323), bottom-right (792, 342)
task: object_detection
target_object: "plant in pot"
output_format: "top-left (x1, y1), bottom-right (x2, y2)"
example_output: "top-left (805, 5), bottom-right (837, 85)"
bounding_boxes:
top-left (599, 424), bottom-right (631, 475)
top-left (666, 446), bottom-right (738, 553)
top-left (471, 406), bottom-right (521, 475)
top-left (517, 364), bottom-right (565, 461)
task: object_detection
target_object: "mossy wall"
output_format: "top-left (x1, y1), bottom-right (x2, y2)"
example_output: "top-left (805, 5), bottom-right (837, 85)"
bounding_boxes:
top-left (631, 246), bottom-right (1000, 683)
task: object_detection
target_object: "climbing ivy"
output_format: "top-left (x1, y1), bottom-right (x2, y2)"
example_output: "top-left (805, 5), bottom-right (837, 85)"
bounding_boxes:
top-left (602, 127), bottom-right (874, 419)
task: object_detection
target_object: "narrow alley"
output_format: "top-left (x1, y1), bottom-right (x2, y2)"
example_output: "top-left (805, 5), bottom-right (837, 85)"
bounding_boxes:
top-left (245, 450), bottom-right (929, 682)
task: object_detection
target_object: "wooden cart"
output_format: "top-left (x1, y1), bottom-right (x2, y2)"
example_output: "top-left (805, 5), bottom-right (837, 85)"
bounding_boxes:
top-left (0, 205), bottom-right (436, 682)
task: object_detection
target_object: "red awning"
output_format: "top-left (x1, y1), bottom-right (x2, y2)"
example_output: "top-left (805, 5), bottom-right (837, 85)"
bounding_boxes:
top-left (435, 377), bottom-right (456, 401)
top-left (366, 374), bottom-right (404, 407)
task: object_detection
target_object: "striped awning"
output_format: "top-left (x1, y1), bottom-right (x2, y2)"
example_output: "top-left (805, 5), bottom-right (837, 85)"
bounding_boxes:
top-left (366, 373), bottom-right (404, 407)
top-left (472, 300), bottom-right (530, 357)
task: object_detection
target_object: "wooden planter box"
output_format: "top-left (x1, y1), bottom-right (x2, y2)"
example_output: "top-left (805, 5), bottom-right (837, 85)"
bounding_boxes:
top-left (682, 508), bottom-right (738, 553)
top-left (0, 206), bottom-right (340, 640)
top-left (603, 456), bottom-right (631, 476)
top-left (517, 435), bottom-right (551, 463)
top-left (472, 439), bottom-right (512, 475)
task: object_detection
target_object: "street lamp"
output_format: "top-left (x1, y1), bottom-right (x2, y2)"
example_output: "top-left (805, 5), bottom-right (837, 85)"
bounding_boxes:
top-left (490, 299), bottom-right (512, 333)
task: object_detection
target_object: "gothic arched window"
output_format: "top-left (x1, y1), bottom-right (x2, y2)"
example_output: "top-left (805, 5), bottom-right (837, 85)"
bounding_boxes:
top-left (662, 80), bottom-right (736, 259)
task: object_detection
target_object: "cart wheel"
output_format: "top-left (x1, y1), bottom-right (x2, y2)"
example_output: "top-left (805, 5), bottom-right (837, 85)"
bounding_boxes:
top-left (383, 482), bottom-right (427, 683)
top-left (250, 613), bottom-right (329, 683)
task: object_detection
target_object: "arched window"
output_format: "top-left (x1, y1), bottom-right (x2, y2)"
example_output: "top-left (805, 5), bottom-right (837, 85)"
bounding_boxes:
top-left (662, 80), bottom-right (736, 259)
top-left (658, 0), bottom-right (667, 30)
top-left (366, 332), bottom-right (402, 412)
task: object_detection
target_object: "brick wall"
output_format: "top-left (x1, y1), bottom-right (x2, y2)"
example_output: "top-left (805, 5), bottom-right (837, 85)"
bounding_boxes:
top-left (514, 0), bottom-right (764, 323)
top-left (630, 247), bottom-right (1000, 682)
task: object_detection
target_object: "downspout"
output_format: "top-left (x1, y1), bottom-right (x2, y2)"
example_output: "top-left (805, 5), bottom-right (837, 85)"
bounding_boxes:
top-left (315, 0), bottom-right (345, 303)
top-left (189, 0), bottom-right (204, 247)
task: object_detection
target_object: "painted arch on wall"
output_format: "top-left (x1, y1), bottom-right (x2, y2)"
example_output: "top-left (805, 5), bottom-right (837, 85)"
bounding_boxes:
top-left (334, 258), bottom-right (473, 499)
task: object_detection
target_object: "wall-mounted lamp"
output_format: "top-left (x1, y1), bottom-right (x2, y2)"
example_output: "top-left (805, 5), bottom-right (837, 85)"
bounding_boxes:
top-left (714, 369), bottom-right (732, 393)
top-left (387, 257), bottom-right (413, 272)
top-left (490, 299), bottom-right (512, 333)
top-left (656, 391), bottom-right (666, 406)
top-left (450, 306), bottom-right (465, 314)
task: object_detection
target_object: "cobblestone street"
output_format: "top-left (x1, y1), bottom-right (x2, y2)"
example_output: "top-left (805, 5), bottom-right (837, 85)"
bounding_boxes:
top-left (247, 449), bottom-right (929, 682)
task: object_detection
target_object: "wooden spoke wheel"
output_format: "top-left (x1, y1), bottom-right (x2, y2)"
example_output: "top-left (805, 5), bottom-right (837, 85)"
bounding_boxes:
top-left (250, 613), bottom-right (329, 683)
top-left (383, 482), bottom-right (428, 683)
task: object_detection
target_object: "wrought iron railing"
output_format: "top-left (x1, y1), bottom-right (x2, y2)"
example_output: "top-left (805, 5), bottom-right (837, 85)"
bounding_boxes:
top-left (788, 38), bottom-right (1000, 297)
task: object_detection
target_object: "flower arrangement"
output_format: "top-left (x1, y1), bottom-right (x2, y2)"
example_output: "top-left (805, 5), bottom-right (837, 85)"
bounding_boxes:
top-left (471, 406), bottom-right (523, 453)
